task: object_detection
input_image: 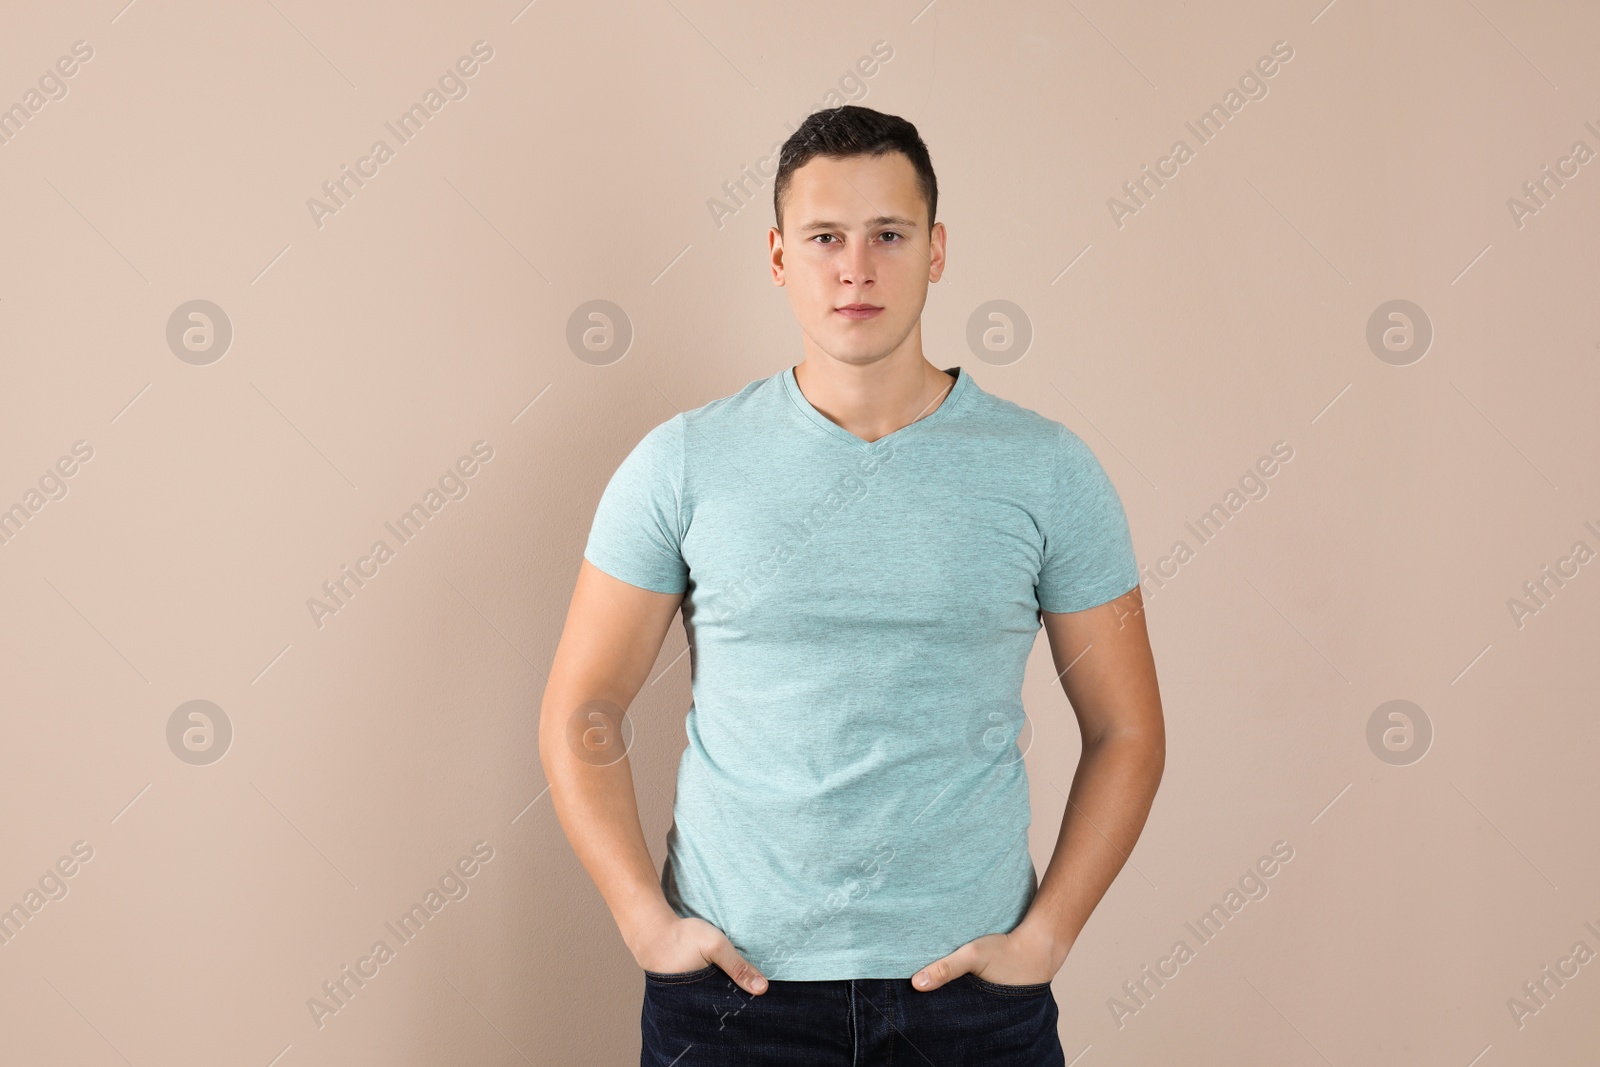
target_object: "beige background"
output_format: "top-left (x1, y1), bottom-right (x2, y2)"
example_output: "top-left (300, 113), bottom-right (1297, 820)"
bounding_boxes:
top-left (2, 0), bottom-right (1597, 1063)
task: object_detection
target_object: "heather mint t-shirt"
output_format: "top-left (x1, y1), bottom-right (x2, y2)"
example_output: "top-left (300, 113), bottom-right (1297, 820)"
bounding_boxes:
top-left (583, 364), bottom-right (1140, 980)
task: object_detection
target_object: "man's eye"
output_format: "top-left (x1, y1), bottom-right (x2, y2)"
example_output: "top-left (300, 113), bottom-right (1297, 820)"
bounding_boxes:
top-left (811, 232), bottom-right (903, 244)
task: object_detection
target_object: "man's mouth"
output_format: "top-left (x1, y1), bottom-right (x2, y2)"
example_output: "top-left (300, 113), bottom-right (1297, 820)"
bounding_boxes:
top-left (835, 304), bottom-right (884, 320)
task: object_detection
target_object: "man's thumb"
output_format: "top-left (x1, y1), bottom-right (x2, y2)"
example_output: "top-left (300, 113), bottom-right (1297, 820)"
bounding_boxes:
top-left (912, 951), bottom-right (968, 992)
top-left (713, 941), bottom-right (768, 995)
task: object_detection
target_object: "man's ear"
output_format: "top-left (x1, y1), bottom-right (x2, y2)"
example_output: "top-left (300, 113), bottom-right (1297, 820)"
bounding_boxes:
top-left (769, 227), bottom-right (785, 285)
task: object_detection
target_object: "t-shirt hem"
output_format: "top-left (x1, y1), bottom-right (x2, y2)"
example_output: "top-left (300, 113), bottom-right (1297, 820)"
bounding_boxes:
top-left (1038, 572), bottom-right (1140, 615)
top-left (582, 551), bottom-right (687, 595)
top-left (753, 956), bottom-right (946, 981)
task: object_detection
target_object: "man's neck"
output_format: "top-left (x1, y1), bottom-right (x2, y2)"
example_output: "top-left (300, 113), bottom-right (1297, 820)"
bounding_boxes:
top-left (792, 354), bottom-right (956, 444)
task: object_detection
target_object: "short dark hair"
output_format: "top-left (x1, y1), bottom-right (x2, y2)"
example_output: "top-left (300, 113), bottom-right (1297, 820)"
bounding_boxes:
top-left (773, 105), bottom-right (938, 236)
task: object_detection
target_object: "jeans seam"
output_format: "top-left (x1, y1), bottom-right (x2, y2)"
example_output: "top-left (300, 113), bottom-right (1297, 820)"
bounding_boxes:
top-left (848, 979), bottom-right (857, 1066)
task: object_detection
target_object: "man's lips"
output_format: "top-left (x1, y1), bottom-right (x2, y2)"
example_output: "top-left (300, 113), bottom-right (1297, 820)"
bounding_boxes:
top-left (835, 304), bottom-right (883, 319)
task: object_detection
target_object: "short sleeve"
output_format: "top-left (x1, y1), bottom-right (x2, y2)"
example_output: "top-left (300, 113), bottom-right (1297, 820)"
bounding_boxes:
top-left (582, 414), bottom-right (689, 594)
top-left (1036, 425), bottom-right (1140, 614)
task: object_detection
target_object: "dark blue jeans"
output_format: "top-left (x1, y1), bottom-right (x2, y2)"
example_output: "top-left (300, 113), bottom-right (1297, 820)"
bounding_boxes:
top-left (641, 963), bottom-right (1066, 1065)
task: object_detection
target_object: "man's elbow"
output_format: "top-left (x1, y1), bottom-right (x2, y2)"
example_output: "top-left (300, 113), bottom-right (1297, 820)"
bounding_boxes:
top-left (1093, 723), bottom-right (1164, 782)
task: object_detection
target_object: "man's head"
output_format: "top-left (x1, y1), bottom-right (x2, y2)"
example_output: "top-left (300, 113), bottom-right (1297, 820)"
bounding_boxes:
top-left (769, 106), bottom-right (945, 369)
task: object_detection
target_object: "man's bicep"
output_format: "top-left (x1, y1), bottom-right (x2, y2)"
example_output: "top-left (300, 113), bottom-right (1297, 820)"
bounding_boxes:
top-left (1040, 585), bottom-right (1161, 747)
top-left (549, 559), bottom-right (685, 711)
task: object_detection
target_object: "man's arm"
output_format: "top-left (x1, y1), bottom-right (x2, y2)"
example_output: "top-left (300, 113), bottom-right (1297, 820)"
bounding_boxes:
top-left (537, 560), bottom-right (769, 993)
top-left (1014, 584), bottom-right (1165, 965)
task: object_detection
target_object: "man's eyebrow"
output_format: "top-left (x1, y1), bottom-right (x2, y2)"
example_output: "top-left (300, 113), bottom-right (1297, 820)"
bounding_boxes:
top-left (799, 215), bottom-right (919, 232)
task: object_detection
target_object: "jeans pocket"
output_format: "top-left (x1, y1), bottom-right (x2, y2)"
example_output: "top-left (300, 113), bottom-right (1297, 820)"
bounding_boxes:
top-left (643, 962), bottom-right (721, 984)
top-left (965, 973), bottom-right (1053, 997)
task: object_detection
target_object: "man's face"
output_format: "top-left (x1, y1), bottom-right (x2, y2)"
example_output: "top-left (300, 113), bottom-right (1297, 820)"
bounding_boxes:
top-left (770, 152), bottom-right (945, 367)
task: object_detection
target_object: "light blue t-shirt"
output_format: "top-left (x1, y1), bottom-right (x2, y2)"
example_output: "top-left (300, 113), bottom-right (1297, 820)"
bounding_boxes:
top-left (583, 363), bottom-right (1139, 980)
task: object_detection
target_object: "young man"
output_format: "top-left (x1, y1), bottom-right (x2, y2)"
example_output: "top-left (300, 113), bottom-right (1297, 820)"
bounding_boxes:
top-left (540, 105), bottom-right (1165, 1065)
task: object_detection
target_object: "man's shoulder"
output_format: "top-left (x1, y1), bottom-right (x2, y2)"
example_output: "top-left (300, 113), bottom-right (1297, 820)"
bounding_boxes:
top-left (687, 369), bottom-right (781, 420)
top-left (666, 368), bottom-right (787, 446)
top-left (953, 371), bottom-right (1071, 451)
top-left (616, 369), bottom-right (780, 449)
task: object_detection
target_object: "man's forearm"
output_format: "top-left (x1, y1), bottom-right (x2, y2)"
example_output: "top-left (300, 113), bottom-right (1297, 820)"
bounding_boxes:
top-left (538, 690), bottom-right (677, 954)
top-left (1016, 731), bottom-right (1164, 963)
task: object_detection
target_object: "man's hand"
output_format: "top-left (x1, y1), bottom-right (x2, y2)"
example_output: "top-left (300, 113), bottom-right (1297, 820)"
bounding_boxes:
top-left (909, 921), bottom-right (1069, 992)
top-left (631, 913), bottom-right (769, 995)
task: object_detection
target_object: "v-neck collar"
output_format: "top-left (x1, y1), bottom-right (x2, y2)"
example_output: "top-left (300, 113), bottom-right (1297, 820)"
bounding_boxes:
top-left (782, 365), bottom-right (971, 452)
